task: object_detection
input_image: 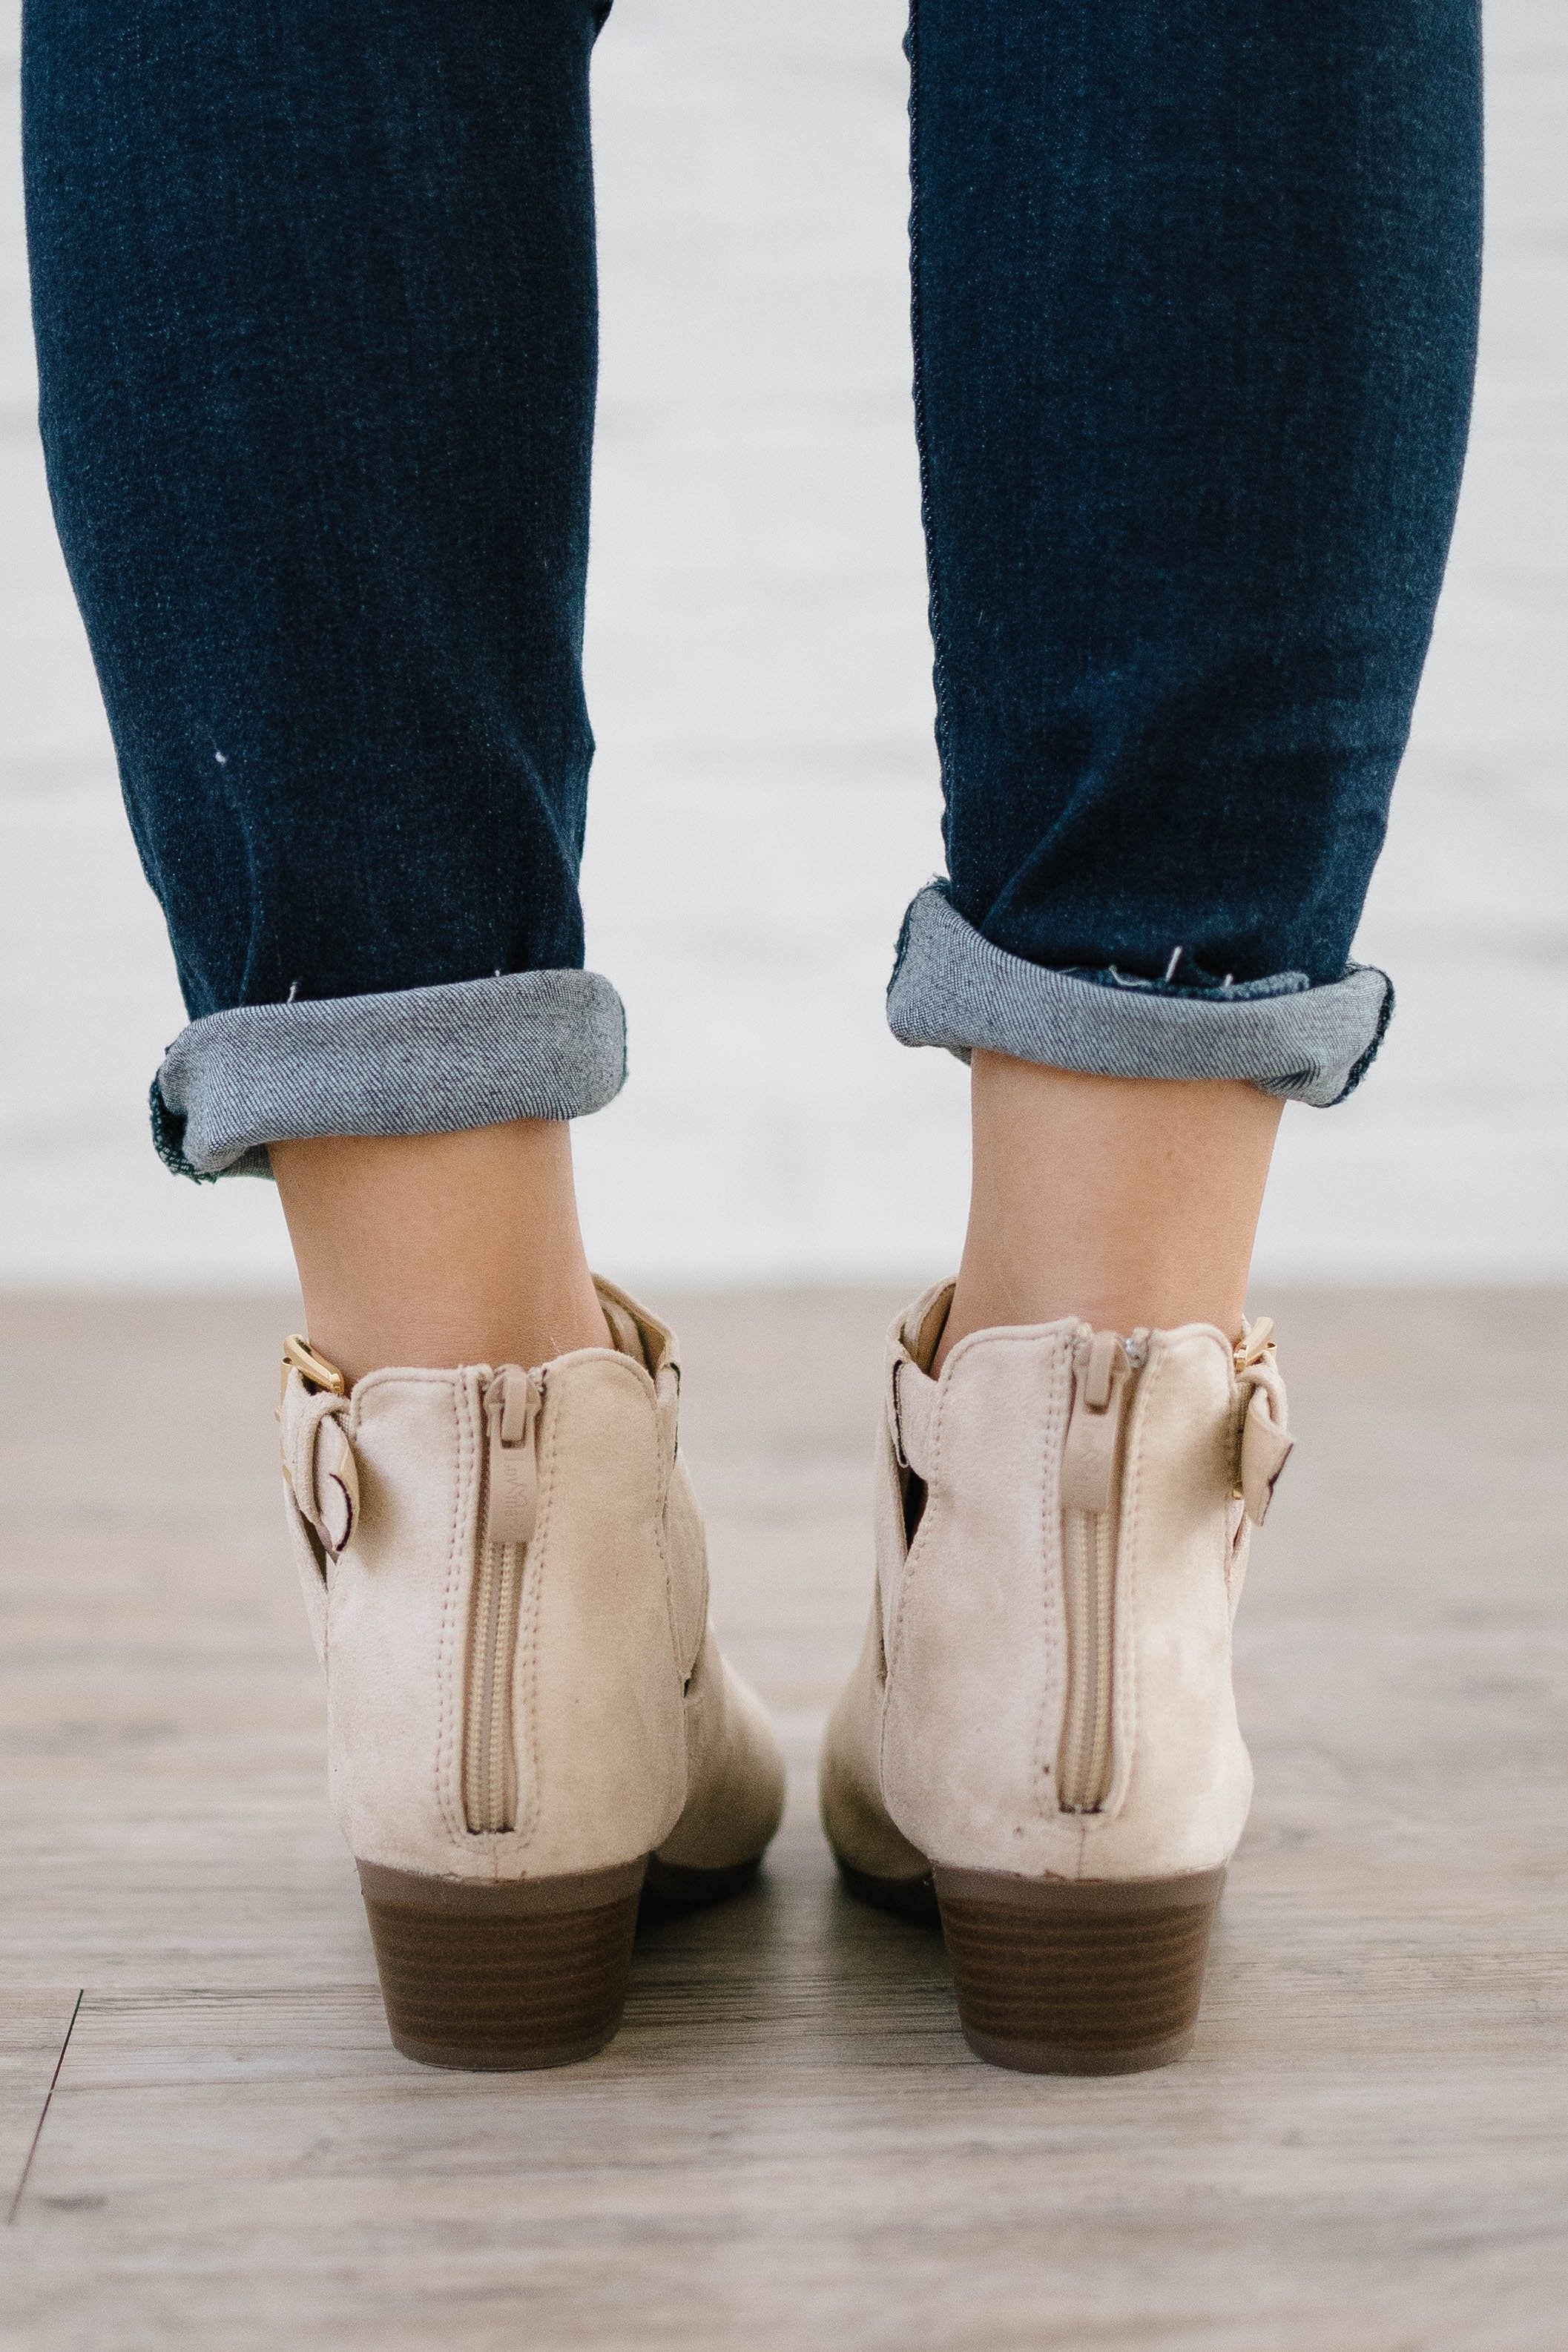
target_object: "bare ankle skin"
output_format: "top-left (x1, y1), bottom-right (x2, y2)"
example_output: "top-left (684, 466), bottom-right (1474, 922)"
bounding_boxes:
top-left (931, 1053), bottom-right (1283, 1374)
top-left (270, 1119), bottom-right (607, 1383)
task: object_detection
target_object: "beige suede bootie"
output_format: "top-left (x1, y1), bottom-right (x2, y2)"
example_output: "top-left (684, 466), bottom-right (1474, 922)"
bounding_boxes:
top-left (820, 1281), bottom-right (1292, 2074)
top-left (278, 1277), bottom-right (785, 2070)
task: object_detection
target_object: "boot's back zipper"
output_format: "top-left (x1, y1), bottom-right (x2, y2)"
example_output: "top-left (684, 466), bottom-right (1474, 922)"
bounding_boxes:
top-left (1057, 1329), bottom-right (1144, 1814)
top-left (464, 1366), bottom-right (544, 1834)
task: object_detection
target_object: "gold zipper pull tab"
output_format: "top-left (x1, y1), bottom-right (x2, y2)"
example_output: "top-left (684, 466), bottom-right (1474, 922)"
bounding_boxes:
top-left (1061, 1331), bottom-right (1133, 1514)
top-left (485, 1367), bottom-right (543, 1548)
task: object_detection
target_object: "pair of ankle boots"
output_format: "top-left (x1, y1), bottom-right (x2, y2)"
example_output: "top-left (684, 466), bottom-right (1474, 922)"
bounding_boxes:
top-left (278, 1277), bottom-right (1291, 2075)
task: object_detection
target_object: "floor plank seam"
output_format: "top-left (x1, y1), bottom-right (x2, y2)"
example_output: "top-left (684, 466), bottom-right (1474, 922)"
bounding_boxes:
top-left (7, 1988), bottom-right (84, 2227)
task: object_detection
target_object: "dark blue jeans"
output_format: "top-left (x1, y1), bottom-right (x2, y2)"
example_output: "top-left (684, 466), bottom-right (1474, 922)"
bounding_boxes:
top-left (22, 0), bottom-right (1480, 1177)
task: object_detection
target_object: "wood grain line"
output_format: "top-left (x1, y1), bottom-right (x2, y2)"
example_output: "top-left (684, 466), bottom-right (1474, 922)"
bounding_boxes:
top-left (6, 1989), bottom-right (83, 2227)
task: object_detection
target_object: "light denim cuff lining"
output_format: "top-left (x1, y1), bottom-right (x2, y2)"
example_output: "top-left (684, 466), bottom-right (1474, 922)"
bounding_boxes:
top-left (153, 968), bottom-right (627, 1179)
top-left (887, 884), bottom-right (1392, 1107)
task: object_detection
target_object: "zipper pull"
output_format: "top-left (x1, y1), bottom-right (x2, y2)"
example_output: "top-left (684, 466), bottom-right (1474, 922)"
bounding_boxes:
top-left (1061, 1331), bottom-right (1133, 1514)
top-left (485, 1367), bottom-right (543, 1548)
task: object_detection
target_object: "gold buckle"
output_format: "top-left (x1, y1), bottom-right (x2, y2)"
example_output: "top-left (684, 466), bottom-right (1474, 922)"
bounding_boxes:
top-left (1233, 1316), bottom-right (1275, 1371)
top-left (281, 1333), bottom-right (347, 1397)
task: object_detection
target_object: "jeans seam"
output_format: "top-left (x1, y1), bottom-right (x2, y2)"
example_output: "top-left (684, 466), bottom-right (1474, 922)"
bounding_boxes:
top-left (154, 966), bottom-right (628, 1178)
top-left (906, 0), bottom-right (955, 806)
top-left (887, 883), bottom-right (1393, 1105)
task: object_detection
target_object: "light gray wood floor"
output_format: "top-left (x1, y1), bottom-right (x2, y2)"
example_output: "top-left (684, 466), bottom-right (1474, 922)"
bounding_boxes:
top-left (1, 1288), bottom-right (1566, 2348)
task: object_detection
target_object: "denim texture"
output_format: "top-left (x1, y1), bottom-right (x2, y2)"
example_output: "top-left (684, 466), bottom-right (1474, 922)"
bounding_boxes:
top-left (155, 970), bottom-right (627, 1179)
top-left (889, 886), bottom-right (1392, 1109)
top-left (25, 0), bottom-right (611, 1016)
top-left (22, 1), bottom-right (1480, 1173)
top-left (907, 0), bottom-right (1481, 998)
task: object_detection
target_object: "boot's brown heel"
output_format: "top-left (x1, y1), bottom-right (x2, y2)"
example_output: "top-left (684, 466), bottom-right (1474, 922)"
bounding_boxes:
top-left (357, 1858), bottom-right (646, 2071)
top-left (933, 1864), bottom-right (1225, 2075)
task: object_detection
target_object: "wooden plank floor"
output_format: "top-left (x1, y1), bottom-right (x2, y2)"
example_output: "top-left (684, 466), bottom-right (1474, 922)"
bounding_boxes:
top-left (1, 1288), bottom-right (1566, 2348)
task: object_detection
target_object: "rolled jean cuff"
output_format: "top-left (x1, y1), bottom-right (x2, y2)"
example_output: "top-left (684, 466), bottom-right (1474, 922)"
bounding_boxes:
top-left (887, 884), bottom-right (1391, 1107)
top-left (151, 969), bottom-right (627, 1179)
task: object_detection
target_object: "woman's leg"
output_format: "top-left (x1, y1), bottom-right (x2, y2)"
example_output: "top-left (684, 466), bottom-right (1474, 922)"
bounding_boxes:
top-left (822, 0), bottom-right (1482, 2072)
top-left (895, 0), bottom-right (1480, 1357)
top-left (24, 1), bottom-right (788, 2072)
top-left (935, 1062), bottom-right (1282, 1365)
top-left (24, 0), bottom-right (615, 1368)
top-left (270, 1125), bottom-right (605, 1386)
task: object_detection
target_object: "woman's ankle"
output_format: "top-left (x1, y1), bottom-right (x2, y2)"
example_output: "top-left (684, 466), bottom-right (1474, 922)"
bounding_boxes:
top-left (931, 1054), bottom-right (1282, 1374)
top-left (270, 1119), bottom-right (607, 1383)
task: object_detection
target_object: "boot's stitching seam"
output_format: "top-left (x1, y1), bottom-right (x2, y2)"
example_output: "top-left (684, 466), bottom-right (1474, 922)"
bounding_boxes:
top-left (1106, 1340), bottom-right (1153, 1833)
top-left (435, 1381), bottom-right (458, 1850)
top-left (515, 1383), bottom-right (557, 1856)
top-left (352, 1367), bottom-right (472, 1397)
top-left (1032, 1338), bottom-right (1070, 1828)
top-left (437, 1377), bottom-right (472, 1854)
top-left (464, 1374), bottom-right (490, 1864)
top-left (1078, 1339), bottom-right (1150, 1868)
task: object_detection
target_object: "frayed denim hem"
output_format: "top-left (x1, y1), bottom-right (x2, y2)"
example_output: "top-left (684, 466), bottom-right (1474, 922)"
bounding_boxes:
top-left (151, 968), bottom-right (628, 1179)
top-left (887, 884), bottom-right (1392, 1107)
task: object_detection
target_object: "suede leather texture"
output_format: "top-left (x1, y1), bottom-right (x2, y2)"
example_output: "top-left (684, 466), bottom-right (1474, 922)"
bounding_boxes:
top-left (280, 1282), bottom-right (785, 1884)
top-left (821, 1285), bottom-right (1279, 1884)
top-left (655, 1624), bottom-right (791, 1872)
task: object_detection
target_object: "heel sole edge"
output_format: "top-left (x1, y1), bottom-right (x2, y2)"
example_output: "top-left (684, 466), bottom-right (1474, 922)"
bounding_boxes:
top-left (961, 2023), bottom-right (1196, 2075)
top-left (357, 1855), bottom-right (646, 1914)
top-left (932, 1862), bottom-right (1226, 1915)
top-left (935, 1863), bottom-right (1225, 2076)
top-left (357, 1858), bottom-right (645, 2072)
top-left (387, 2023), bottom-right (622, 2072)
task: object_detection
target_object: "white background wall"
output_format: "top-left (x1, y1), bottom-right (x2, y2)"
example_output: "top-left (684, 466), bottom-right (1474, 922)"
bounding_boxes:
top-left (1, 1), bottom-right (1564, 1291)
